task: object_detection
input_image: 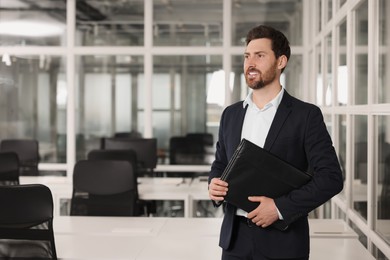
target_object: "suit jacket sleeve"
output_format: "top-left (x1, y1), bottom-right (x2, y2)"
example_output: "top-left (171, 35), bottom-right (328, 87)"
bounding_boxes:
top-left (208, 102), bottom-right (245, 207)
top-left (273, 105), bottom-right (343, 225)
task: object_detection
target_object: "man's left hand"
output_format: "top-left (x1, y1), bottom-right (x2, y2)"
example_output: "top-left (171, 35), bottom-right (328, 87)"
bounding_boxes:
top-left (246, 196), bottom-right (279, 228)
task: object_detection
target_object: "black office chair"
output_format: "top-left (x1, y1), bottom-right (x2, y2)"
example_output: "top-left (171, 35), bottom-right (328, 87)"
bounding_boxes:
top-left (186, 133), bottom-right (214, 146)
top-left (169, 136), bottom-right (206, 165)
top-left (87, 149), bottom-right (152, 216)
top-left (102, 138), bottom-right (158, 176)
top-left (87, 149), bottom-right (138, 184)
top-left (0, 152), bottom-right (20, 185)
top-left (0, 184), bottom-right (57, 259)
top-left (70, 160), bottom-right (137, 216)
top-left (0, 139), bottom-right (39, 176)
top-left (114, 131), bottom-right (142, 139)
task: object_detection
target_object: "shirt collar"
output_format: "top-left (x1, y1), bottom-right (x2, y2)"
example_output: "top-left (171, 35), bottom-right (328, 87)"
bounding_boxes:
top-left (243, 87), bottom-right (284, 111)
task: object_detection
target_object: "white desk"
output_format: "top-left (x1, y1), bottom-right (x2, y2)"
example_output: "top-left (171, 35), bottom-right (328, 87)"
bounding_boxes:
top-left (20, 176), bottom-right (72, 216)
top-left (53, 217), bottom-right (373, 260)
top-left (53, 216), bottom-right (358, 239)
top-left (154, 164), bottom-right (211, 174)
top-left (54, 216), bottom-right (167, 237)
top-left (20, 176), bottom-right (207, 217)
top-left (55, 235), bottom-right (375, 260)
top-left (137, 178), bottom-right (192, 217)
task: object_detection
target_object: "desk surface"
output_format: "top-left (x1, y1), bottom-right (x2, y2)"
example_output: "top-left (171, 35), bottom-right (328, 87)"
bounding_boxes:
top-left (53, 217), bottom-right (372, 260)
top-left (54, 216), bottom-right (358, 239)
top-left (20, 176), bottom-right (207, 217)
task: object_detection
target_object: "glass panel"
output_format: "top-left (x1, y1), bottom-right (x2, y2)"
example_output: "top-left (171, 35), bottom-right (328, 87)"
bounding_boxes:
top-left (337, 114), bottom-right (347, 198)
top-left (376, 115), bottom-right (390, 245)
top-left (153, 0), bottom-right (223, 46)
top-left (316, 44), bottom-right (323, 106)
top-left (231, 0), bottom-right (302, 46)
top-left (378, 0), bottom-right (390, 103)
top-left (284, 55), bottom-right (303, 99)
top-left (76, 0), bottom-right (144, 46)
top-left (153, 55), bottom-right (223, 164)
top-left (372, 244), bottom-right (388, 260)
top-left (0, 0), bottom-right (66, 46)
top-left (232, 55), bottom-right (249, 104)
top-left (75, 55), bottom-right (144, 160)
top-left (0, 55), bottom-right (66, 165)
top-left (317, 0), bottom-right (322, 33)
top-left (352, 115), bottom-right (368, 221)
top-left (337, 19), bottom-right (348, 106)
top-left (325, 33), bottom-right (332, 106)
top-left (327, 0), bottom-right (333, 22)
top-left (354, 0), bottom-right (368, 105)
top-left (339, 0), bottom-right (347, 9)
top-left (351, 222), bottom-right (369, 249)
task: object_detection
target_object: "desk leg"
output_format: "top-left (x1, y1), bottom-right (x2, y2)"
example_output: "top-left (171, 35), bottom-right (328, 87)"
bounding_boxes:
top-left (185, 196), bottom-right (190, 218)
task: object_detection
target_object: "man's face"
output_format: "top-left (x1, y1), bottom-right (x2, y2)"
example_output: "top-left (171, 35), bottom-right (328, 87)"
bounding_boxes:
top-left (243, 38), bottom-right (279, 90)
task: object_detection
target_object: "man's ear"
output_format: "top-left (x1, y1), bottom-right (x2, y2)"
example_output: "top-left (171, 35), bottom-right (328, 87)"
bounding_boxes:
top-left (277, 55), bottom-right (288, 70)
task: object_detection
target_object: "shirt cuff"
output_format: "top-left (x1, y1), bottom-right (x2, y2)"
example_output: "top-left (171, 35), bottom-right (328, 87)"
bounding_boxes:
top-left (276, 206), bottom-right (284, 220)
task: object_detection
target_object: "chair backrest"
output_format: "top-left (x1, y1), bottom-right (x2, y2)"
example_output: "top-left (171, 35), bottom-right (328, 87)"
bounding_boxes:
top-left (87, 149), bottom-right (139, 194)
top-left (0, 184), bottom-right (57, 259)
top-left (70, 160), bottom-right (137, 216)
top-left (102, 138), bottom-right (158, 170)
top-left (0, 139), bottom-right (39, 176)
top-left (114, 131), bottom-right (142, 139)
top-left (0, 152), bottom-right (20, 185)
top-left (186, 133), bottom-right (214, 146)
top-left (169, 136), bottom-right (209, 165)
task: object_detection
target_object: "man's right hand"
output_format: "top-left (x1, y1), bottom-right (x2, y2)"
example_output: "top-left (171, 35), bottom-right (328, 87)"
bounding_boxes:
top-left (208, 177), bottom-right (228, 202)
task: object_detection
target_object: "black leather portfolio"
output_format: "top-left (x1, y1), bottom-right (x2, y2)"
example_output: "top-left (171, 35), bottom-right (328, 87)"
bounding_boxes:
top-left (220, 138), bottom-right (312, 230)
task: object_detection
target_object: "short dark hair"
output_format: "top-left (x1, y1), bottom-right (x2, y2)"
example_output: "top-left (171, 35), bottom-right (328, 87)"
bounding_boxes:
top-left (245, 25), bottom-right (291, 61)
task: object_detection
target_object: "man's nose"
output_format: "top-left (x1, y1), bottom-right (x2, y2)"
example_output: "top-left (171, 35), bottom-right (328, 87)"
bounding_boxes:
top-left (247, 64), bottom-right (256, 71)
top-left (245, 57), bottom-right (256, 68)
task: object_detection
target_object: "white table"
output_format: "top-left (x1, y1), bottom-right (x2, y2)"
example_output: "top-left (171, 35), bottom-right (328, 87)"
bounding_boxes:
top-left (154, 164), bottom-right (211, 174)
top-left (55, 235), bottom-right (375, 260)
top-left (53, 217), bottom-right (373, 260)
top-left (20, 176), bottom-right (72, 216)
top-left (20, 176), bottom-right (205, 217)
top-left (54, 216), bottom-right (167, 237)
top-left (53, 216), bottom-right (358, 239)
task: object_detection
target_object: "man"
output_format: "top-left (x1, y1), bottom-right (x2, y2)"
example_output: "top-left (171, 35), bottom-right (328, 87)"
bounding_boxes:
top-left (208, 25), bottom-right (343, 260)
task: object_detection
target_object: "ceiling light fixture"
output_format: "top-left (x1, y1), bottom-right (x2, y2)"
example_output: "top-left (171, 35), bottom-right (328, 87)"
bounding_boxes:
top-left (0, 20), bottom-right (65, 37)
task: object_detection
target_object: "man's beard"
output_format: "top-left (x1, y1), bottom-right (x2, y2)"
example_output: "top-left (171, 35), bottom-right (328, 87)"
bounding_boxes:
top-left (245, 62), bottom-right (278, 90)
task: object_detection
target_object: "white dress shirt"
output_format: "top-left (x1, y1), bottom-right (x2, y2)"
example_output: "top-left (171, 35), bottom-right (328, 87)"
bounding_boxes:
top-left (236, 88), bottom-right (284, 218)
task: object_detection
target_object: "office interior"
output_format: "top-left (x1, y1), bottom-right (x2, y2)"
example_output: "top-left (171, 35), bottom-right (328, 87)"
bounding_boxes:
top-left (0, 0), bottom-right (389, 259)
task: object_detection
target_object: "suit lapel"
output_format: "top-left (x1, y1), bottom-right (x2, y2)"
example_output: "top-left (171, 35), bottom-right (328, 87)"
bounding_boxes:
top-left (232, 103), bottom-right (248, 150)
top-left (263, 90), bottom-right (293, 151)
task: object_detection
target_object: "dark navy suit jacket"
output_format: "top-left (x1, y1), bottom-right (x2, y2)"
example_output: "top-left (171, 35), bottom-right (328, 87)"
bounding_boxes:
top-left (209, 90), bottom-right (343, 258)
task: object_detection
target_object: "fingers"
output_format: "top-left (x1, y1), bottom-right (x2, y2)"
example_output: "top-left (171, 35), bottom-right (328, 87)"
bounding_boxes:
top-left (247, 210), bottom-right (273, 228)
top-left (208, 178), bottom-right (228, 201)
top-left (246, 196), bottom-right (278, 228)
top-left (249, 216), bottom-right (272, 228)
top-left (248, 196), bottom-right (264, 202)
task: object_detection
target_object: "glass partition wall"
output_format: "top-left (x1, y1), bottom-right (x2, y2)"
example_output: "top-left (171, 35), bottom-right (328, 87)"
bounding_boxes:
top-left (311, 0), bottom-right (390, 258)
top-left (0, 0), bottom-right (304, 172)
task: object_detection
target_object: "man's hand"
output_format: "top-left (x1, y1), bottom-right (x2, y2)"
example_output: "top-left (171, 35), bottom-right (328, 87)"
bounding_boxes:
top-left (208, 178), bottom-right (228, 202)
top-left (246, 196), bottom-right (279, 228)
